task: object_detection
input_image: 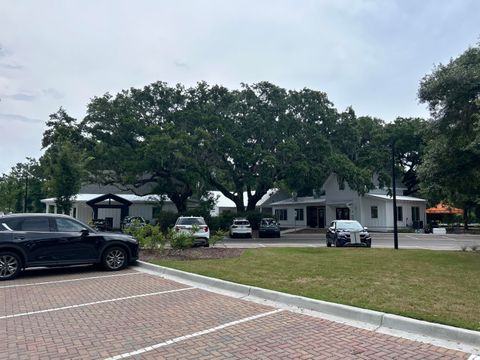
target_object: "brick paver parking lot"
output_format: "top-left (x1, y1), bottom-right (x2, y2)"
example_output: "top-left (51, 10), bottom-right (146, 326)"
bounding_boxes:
top-left (0, 266), bottom-right (471, 359)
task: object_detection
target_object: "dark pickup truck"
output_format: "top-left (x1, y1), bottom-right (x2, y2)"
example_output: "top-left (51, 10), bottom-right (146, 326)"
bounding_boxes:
top-left (0, 213), bottom-right (139, 280)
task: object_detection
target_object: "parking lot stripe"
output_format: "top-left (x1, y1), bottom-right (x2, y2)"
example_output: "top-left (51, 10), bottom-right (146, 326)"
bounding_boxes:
top-left (0, 272), bottom-right (141, 289)
top-left (104, 309), bottom-right (284, 360)
top-left (0, 287), bottom-right (194, 320)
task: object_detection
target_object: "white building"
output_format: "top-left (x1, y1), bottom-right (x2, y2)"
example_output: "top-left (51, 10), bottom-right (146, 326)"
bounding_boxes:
top-left (41, 193), bottom-right (179, 229)
top-left (208, 189), bottom-right (288, 216)
top-left (270, 174), bottom-right (427, 231)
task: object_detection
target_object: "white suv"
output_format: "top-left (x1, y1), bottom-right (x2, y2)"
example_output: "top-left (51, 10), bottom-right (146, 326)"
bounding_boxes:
top-left (174, 216), bottom-right (210, 247)
top-left (229, 218), bottom-right (252, 238)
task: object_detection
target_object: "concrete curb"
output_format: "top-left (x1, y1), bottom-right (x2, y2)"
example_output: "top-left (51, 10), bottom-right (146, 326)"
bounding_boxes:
top-left (136, 260), bottom-right (480, 349)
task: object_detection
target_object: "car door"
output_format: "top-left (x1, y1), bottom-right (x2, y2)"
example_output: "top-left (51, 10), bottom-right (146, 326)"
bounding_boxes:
top-left (51, 217), bottom-right (100, 262)
top-left (15, 216), bottom-right (64, 264)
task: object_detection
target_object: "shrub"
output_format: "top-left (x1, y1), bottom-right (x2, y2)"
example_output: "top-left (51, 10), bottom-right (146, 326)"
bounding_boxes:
top-left (209, 211), bottom-right (236, 231)
top-left (155, 211), bottom-right (179, 233)
top-left (125, 223), bottom-right (166, 251)
top-left (167, 228), bottom-right (194, 249)
top-left (470, 244), bottom-right (478, 252)
top-left (210, 229), bottom-right (228, 247)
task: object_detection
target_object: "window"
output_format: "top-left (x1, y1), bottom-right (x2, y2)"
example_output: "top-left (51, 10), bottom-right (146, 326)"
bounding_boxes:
top-left (275, 209), bottom-right (287, 221)
top-left (56, 218), bottom-right (85, 232)
top-left (412, 207), bottom-right (420, 222)
top-left (294, 208), bottom-right (304, 221)
top-left (397, 206), bottom-right (403, 221)
top-left (48, 205), bottom-right (55, 214)
top-left (371, 206), bottom-right (378, 219)
top-left (20, 217), bottom-right (49, 231)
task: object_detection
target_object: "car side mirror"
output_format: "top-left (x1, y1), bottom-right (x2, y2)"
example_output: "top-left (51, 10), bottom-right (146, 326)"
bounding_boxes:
top-left (80, 228), bottom-right (90, 236)
top-left (363, 226), bottom-right (368, 231)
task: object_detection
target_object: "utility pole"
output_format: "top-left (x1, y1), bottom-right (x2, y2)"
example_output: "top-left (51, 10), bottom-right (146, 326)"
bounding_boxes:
top-left (392, 140), bottom-right (399, 249)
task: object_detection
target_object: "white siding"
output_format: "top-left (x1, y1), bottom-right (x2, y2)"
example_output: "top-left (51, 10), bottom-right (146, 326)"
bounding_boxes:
top-left (271, 204), bottom-right (308, 227)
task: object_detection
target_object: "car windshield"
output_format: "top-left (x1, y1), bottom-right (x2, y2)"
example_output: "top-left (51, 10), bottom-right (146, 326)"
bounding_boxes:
top-left (261, 219), bottom-right (277, 226)
top-left (336, 221), bottom-right (363, 231)
top-left (177, 218), bottom-right (206, 225)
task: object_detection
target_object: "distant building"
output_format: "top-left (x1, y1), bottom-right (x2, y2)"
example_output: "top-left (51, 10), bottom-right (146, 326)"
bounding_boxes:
top-left (270, 174), bottom-right (427, 231)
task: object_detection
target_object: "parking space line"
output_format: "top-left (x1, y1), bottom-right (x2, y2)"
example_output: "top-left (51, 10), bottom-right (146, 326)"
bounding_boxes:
top-left (0, 272), bottom-right (141, 289)
top-left (104, 309), bottom-right (284, 360)
top-left (0, 287), bottom-right (194, 320)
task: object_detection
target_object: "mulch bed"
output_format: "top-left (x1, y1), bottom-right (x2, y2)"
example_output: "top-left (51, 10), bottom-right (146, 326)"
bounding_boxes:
top-left (139, 248), bottom-right (245, 261)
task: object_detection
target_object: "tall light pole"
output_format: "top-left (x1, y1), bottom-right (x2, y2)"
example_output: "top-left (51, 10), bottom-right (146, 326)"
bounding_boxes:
top-left (392, 140), bottom-right (399, 249)
top-left (23, 169), bottom-right (32, 213)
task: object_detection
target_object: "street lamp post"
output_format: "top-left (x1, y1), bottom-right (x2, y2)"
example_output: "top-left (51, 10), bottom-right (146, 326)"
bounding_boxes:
top-left (392, 140), bottom-right (399, 250)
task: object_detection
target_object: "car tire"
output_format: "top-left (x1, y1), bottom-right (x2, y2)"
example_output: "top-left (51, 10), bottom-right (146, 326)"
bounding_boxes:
top-left (0, 252), bottom-right (22, 281)
top-left (326, 240), bottom-right (332, 247)
top-left (335, 239), bottom-right (342, 247)
top-left (102, 247), bottom-right (128, 271)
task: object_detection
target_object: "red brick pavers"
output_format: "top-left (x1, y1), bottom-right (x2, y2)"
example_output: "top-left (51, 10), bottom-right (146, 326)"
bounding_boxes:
top-left (0, 269), bottom-right (471, 359)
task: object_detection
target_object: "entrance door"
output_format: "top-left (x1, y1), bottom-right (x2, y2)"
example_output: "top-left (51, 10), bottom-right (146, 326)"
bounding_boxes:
top-left (336, 207), bottom-right (350, 220)
top-left (306, 206), bottom-right (326, 228)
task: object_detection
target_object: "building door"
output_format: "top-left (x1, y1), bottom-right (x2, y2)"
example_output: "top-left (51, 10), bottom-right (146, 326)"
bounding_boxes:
top-left (336, 207), bottom-right (350, 220)
top-left (306, 206), bottom-right (326, 228)
top-left (317, 207), bottom-right (325, 228)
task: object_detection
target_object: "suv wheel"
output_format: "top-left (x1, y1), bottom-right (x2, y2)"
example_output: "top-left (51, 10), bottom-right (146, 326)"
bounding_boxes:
top-left (102, 247), bottom-right (127, 271)
top-left (0, 252), bottom-right (22, 281)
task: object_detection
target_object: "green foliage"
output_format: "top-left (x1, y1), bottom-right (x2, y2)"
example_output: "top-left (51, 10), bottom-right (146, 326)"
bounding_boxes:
top-left (155, 211), bottom-right (179, 233)
top-left (0, 159), bottom-right (46, 213)
top-left (209, 229), bottom-right (228, 247)
top-left (418, 43), bottom-right (480, 225)
top-left (167, 228), bottom-right (194, 249)
top-left (124, 223), bottom-right (166, 250)
top-left (41, 109), bottom-right (87, 214)
top-left (209, 212), bottom-right (237, 231)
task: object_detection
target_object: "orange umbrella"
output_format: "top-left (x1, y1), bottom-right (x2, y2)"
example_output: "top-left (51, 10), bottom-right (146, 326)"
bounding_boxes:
top-left (426, 203), bottom-right (463, 215)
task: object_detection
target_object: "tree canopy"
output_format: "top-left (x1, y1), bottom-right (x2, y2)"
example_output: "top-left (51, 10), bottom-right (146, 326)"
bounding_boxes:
top-left (418, 43), bottom-right (480, 223)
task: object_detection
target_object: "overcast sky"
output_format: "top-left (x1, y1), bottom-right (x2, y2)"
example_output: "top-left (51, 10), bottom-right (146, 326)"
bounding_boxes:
top-left (1, 0), bottom-right (479, 174)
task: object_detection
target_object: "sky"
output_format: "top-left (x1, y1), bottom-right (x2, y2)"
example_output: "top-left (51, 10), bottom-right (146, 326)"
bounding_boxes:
top-left (1, 0), bottom-right (479, 175)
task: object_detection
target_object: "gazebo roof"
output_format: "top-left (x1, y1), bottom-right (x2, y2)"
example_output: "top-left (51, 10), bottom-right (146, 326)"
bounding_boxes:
top-left (426, 203), bottom-right (463, 215)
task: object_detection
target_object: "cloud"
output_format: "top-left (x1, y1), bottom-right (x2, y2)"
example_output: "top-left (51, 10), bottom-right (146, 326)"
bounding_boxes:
top-left (42, 88), bottom-right (64, 99)
top-left (0, 113), bottom-right (43, 124)
top-left (0, 62), bottom-right (23, 70)
top-left (174, 59), bottom-right (189, 69)
top-left (3, 93), bottom-right (36, 101)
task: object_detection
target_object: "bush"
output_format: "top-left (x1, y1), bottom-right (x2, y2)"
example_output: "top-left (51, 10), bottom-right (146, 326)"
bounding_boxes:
top-left (155, 211), bottom-right (179, 233)
top-left (125, 223), bottom-right (166, 251)
top-left (209, 211), bottom-right (237, 231)
top-left (210, 229), bottom-right (228, 247)
top-left (167, 228), bottom-right (194, 249)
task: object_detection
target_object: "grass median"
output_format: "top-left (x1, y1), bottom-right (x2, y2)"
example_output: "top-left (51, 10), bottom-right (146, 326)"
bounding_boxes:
top-left (150, 248), bottom-right (480, 331)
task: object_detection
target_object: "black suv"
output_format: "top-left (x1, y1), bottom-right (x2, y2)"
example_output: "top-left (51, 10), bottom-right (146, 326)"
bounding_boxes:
top-left (0, 213), bottom-right (139, 280)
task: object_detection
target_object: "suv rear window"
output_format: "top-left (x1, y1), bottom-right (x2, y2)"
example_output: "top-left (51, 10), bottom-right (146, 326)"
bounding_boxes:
top-left (20, 217), bottom-right (50, 231)
top-left (177, 217), bottom-right (206, 225)
top-left (234, 220), bottom-right (250, 226)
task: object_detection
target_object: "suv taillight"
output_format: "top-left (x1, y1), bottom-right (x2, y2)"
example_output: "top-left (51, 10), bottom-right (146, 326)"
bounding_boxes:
top-left (204, 226), bottom-right (209, 232)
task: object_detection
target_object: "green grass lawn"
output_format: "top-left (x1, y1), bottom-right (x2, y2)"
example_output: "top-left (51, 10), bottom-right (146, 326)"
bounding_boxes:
top-left (151, 248), bottom-right (480, 331)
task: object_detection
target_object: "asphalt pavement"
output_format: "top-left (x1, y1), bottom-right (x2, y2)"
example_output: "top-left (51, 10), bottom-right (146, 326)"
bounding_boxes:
top-left (220, 232), bottom-right (480, 251)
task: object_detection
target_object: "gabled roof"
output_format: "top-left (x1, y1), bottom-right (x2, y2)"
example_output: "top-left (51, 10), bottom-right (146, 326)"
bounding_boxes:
top-left (270, 196), bottom-right (326, 206)
top-left (365, 194), bottom-right (426, 202)
top-left (41, 193), bottom-right (168, 204)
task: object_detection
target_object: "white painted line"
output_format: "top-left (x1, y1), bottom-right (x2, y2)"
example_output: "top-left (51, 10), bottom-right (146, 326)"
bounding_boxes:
top-left (104, 309), bottom-right (284, 360)
top-left (0, 287), bottom-right (194, 320)
top-left (258, 244), bottom-right (266, 247)
top-left (0, 272), bottom-right (141, 289)
top-left (468, 354), bottom-right (480, 360)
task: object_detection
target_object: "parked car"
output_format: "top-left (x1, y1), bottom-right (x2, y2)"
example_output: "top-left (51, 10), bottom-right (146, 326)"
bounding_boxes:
top-left (229, 218), bottom-right (252, 238)
top-left (326, 220), bottom-right (371, 247)
top-left (174, 216), bottom-right (210, 247)
top-left (122, 216), bottom-right (147, 231)
top-left (0, 213), bottom-right (139, 281)
top-left (258, 218), bottom-right (281, 238)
